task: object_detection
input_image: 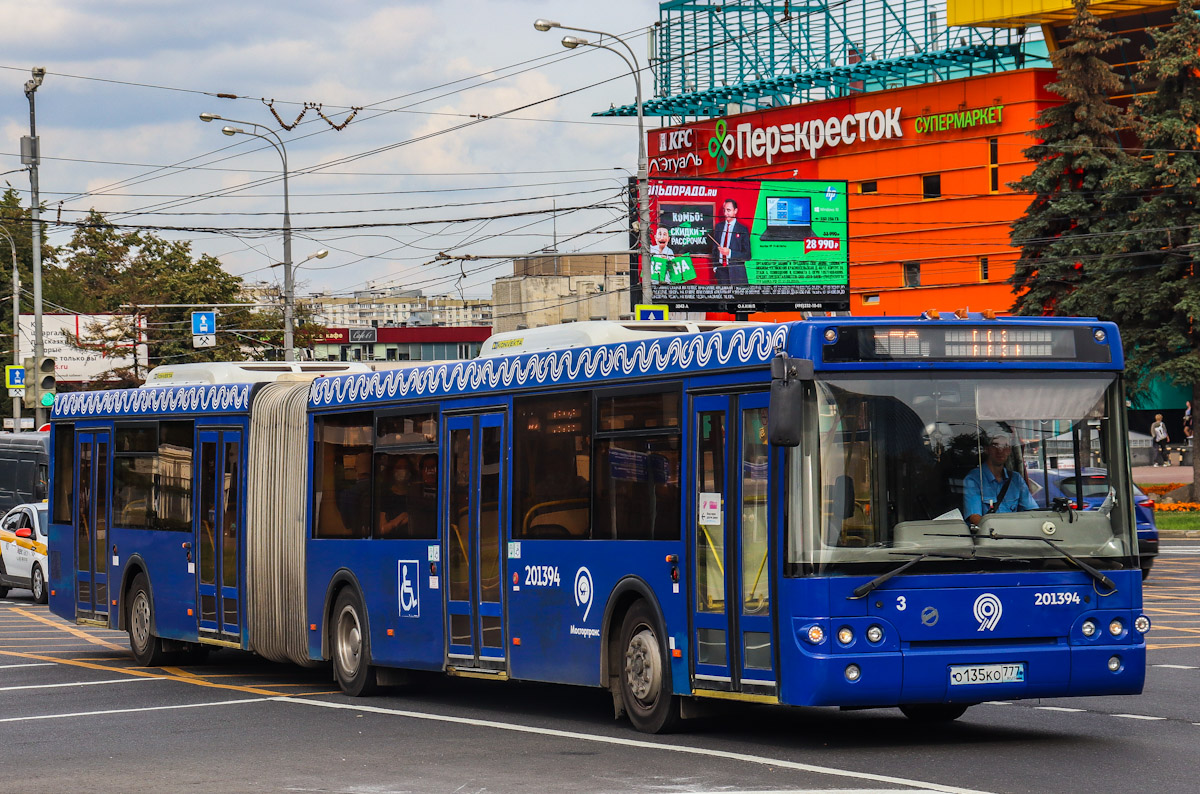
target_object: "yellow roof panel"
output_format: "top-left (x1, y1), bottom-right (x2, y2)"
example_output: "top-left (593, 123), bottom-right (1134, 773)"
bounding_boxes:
top-left (948, 0), bottom-right (1175, 28)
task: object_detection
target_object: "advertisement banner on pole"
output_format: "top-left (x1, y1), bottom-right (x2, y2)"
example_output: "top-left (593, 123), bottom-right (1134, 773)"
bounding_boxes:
top-left (641, 177), bottom-right (849, 313)
top-left (19, 314), bottom-right (148, 383)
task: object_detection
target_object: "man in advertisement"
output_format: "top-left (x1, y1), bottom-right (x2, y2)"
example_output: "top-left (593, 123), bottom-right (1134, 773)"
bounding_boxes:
top-left (710, 198), bottom-right (751, 285)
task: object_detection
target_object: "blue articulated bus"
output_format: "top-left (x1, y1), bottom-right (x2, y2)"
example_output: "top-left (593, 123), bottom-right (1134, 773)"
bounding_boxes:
top-left (47, 317), bottom-right (1149, 732)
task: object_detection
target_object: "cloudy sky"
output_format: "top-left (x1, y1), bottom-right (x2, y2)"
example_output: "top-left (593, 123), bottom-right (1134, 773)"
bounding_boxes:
top-left (0, 1), bottom-right (659, 307)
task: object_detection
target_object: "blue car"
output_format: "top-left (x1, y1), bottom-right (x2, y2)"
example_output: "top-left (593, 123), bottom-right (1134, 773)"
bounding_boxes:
top-left (1026, 468), bottom-right (1159, 580)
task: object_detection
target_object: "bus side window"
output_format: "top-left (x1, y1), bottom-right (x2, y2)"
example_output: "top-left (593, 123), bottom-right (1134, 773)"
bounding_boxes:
top-left (313, 413), bottom-right (373, 539)
top-left (513, 393), bottom-right (592, 539)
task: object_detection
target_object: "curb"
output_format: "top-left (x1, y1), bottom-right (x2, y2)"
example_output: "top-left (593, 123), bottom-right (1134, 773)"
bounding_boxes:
top-left (1157, 530), bottom-right (1200, 539)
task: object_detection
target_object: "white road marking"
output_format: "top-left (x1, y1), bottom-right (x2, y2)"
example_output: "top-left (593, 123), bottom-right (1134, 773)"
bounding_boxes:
top-left (1112, 714), bottom-right (1166, 721)
top-left (0, 677), bottom-right (160, 692)
top-left (1157, 546), bottom-right (1200, 555)
top-left (0, 662), bottom-right (55, 670)
top-left (278, 697), bottom-right (996, 794)
top-left (1153, 664), bottom-right (1199, 670)
top-left (0, 697), bottom-right (268, 723)
top-left (1035, 707), bottom-right (1086, 712)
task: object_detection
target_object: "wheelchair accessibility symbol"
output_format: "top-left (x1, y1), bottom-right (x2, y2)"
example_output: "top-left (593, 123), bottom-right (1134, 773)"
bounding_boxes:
top-left (398, 560), bottom-right (420, 618)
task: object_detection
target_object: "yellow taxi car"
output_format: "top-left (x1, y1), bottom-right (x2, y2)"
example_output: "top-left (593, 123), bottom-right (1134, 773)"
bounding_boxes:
top-left (0, 502), bottom-right (49, 603)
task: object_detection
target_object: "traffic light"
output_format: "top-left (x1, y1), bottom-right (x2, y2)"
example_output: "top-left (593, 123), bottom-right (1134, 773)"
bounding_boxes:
top-left (37, 357), bottom-right (55, 406)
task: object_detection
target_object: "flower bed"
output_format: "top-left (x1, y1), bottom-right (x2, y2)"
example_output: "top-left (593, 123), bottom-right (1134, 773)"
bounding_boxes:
top-left (1154, 502), bottom-right (1200, 512)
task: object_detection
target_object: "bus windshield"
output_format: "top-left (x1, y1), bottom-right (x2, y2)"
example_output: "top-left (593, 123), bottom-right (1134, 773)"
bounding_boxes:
top-left (791, 374), bottom-right (1135, 572)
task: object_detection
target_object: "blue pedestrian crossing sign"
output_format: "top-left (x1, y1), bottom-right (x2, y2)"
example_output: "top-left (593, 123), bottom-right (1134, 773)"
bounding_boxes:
top-left (634, 304), bottom-right (669, 321)
top-left (192, 311), bottom-right (216, 335)
top-left (5, 365), bottom-right (24, 389)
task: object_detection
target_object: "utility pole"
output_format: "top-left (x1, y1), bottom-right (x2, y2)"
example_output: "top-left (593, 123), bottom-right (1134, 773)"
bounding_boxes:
top-left (23, 67), bottom-right (46, 426)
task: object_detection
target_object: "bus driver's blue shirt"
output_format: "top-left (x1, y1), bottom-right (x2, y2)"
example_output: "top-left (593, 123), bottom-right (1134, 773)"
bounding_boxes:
top-left (963, 466), bottom-right (1038, 518)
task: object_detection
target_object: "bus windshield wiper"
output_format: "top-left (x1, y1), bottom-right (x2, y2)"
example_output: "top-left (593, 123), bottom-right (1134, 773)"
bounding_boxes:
top-left (984, 531), bottom-right (1116, 592)
top-left (848, 549), bottom-right (978, 599)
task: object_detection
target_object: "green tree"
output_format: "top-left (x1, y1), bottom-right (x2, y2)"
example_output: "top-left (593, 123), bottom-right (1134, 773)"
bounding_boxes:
top-left (1008, 0), bottom-right (1131, 316)
top-left (0, 188), bottom-right (56, 422)
top-left (40, 211), bottom-right (288, 386)
top-left (1101, 0), bottom-right (1200, 493)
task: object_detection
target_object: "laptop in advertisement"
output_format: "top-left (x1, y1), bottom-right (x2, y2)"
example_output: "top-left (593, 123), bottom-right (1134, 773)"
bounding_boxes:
top-left (759, 196), bottom-right (813, 241)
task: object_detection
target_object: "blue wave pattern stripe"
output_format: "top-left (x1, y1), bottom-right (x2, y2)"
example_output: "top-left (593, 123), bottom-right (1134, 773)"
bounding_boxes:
top-left (310, 325), bottom-right (790, 408)
top-left (52, 384), bottom-right (252, 419)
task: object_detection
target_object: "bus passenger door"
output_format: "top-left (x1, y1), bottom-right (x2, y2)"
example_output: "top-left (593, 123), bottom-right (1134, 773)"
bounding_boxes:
top-left (691, 393), bottom-right (776, 697)
top-left (195, 430), bottom-right (243, 642)
top-left (75, 430), bottom-right (110, 622)
top-left (444, 413), bottom-right (507, 672)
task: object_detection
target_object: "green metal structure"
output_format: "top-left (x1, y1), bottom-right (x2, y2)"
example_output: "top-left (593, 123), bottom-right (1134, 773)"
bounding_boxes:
top-left (595, 1), bottom-right (1043, 119)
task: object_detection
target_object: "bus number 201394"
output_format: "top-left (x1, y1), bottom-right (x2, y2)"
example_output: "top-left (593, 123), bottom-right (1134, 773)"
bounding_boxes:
top-left (525, 565), bottom-right (561, 587)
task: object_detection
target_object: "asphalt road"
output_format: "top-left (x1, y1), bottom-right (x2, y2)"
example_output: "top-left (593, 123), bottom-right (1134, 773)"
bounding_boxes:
top-left (1, 546), bottom-right (1197, 794)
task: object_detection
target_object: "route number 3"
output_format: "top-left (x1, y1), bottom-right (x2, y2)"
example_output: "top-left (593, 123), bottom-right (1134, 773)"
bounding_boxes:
top-left (896, 596), bottom-right (907, 611)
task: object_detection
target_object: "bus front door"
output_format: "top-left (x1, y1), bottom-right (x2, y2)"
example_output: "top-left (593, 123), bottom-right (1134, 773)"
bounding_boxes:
top-left (195, 430), bottom-right (243, 643)
top-left (444, 413), bottom-right (507, 673)
top-left (75, 430), bottom-right (110, 623)
top-left (691, 393), bottom-right (777, 698)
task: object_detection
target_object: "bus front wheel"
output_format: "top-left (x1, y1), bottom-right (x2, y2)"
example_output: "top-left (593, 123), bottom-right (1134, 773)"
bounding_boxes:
top-left (127, 573), bottom-right (166, 667)
top-left (900, 703), bottom-right (970, 723)
top-left (618, 600), bottom-right (680, 734)
top-left (331, 588), bottom-right (378, 696)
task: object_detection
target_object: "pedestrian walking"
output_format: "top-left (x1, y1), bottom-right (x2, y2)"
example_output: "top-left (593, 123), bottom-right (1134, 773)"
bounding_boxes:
top-left (1184, 401), bottom-right (1193, 446)
top-left (1150, 413), bottom-right (1170, 466)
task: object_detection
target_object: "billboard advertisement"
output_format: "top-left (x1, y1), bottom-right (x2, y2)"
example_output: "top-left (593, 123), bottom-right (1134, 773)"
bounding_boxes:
top-left (19, 314), bottom-right (148, 383)
top-left (642, 178), bottom-right (849, 312)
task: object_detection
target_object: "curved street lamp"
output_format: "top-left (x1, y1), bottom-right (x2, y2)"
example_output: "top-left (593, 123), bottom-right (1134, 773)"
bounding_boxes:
top-left (199, 113), bottom-right (302, 360)
top-left (534, 19), bottom-right (651, 308)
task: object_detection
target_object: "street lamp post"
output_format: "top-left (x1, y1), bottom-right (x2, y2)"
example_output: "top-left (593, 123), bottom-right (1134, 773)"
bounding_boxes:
top-left (534, 19), bottom-right (651, 309)
top-left (199, 113), bottom-right (301, 360)
top-left (0, 225), bottom-right (20, 433)
top-left (271, 248), bottom-right (328, 356)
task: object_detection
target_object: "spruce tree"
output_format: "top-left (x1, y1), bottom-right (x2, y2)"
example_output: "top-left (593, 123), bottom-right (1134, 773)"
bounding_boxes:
top-left (1008, 0), bottom-right (1130, 316)
top-left (1102, 0), bottom-right (1200, 492)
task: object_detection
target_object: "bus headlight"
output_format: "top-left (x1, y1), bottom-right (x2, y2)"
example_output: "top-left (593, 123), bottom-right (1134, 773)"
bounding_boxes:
top-left (1107, 655), bottom-right (1122, 672)
top-left (1134, 615), bottom-right (1151, 634)
top-left (837, 627), bottom-right (854, 645)
top-left (1081, 619), bottom-right (1097, 638)
top-left (845, 664), bottom-right (861, 682)
top-left (1108, 618), bottom-right (1124, 637)
top-left (866, 625), bottom-right (884, 643)
top-left (806, 625), bottom-right (826, 645)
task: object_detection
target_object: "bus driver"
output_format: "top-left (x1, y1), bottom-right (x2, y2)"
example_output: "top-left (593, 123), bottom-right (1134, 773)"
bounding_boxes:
top-left (963, 432), bottom-right (1037, 528)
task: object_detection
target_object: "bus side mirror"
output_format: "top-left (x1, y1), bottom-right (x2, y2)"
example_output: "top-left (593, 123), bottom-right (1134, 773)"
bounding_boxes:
top-left (768, 355), bottom-right (812, 447)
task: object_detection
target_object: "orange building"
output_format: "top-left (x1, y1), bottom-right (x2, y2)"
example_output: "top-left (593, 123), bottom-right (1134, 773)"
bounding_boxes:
top-left (646, 68), bottom-right (1061, 317)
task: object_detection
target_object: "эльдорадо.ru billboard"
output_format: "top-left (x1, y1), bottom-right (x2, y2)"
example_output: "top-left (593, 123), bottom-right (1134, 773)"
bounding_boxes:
top-left (641, 177), bottom-right (848, 313)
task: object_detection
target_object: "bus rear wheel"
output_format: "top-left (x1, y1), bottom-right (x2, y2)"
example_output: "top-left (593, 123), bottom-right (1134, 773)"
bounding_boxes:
top-left (900, 703), bottom-right (970, 723)
top-left (618, 600), bottom-right (680, 734)
top-left (127, 573), bottom-right (166, 667)
top-left (332, 588), bottom-right (378, 696)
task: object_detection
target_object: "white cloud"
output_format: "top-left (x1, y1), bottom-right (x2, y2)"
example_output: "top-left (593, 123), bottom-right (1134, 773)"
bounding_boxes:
top-left (0, 1), bottom-right (656, 299)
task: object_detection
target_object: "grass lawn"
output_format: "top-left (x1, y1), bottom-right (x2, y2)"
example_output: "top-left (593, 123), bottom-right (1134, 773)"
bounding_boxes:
top-left (1155, 512), bottom-right (1200, 532)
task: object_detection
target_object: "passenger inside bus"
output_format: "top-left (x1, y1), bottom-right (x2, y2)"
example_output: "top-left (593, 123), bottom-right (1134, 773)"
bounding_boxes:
top-left (376, 456), bottom-right (413, 538)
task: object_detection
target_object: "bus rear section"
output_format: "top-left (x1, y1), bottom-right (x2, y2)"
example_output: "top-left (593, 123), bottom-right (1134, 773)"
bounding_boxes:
top-left (772, 318), bottom-right (1148, 719)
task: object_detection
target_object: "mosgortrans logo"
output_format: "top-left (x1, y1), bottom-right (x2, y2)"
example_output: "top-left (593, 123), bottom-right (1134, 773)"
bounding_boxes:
top-left (705, 107), bottom-right (903, 168)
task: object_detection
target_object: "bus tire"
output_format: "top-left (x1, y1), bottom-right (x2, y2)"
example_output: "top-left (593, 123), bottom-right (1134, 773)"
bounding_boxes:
top-left (900, 703), bottom-right (970, 723)
top-left (618, 600), bottom-right (680, 734)
top-left (30, 563), bottom-right (47, 604)
top-left (0, 585), bottom-right (8, 598)
top-left (331, 588), bottom-right (378, 696)
top-left (127, 573), bottom-right (166, 667)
